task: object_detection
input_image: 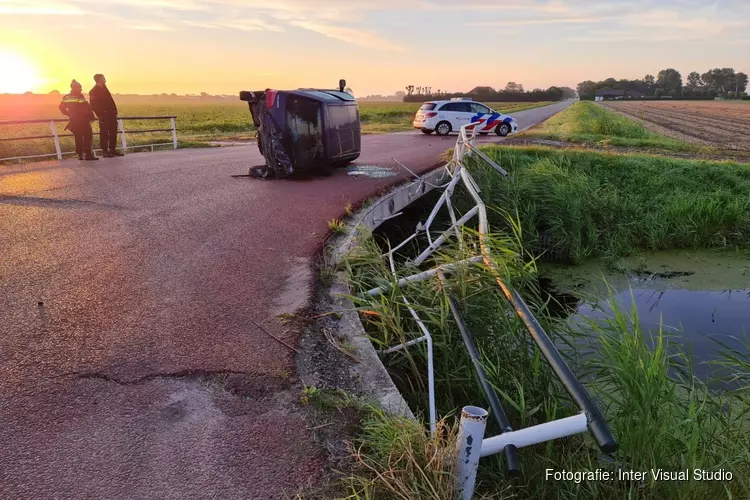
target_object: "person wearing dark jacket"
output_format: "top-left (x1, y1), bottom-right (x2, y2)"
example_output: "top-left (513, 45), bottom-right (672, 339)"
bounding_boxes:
top-left (90, 74), bottom-right (123, 157)
top-left (58, 80), bottom-right (98, 160)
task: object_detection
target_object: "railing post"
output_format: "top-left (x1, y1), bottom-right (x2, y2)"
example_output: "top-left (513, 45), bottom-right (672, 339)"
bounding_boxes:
top-left (118, 118), bottom-right (127, 152)
top-left (49, 121), bottom-right (62, 160)
top-left (455, 406), bottom-right (487, 500)
top-left (170, 117), bottom-right (178, 149)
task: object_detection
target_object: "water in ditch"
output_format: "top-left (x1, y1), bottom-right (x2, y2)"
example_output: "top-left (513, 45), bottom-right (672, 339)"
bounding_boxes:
top-left (541, 248), bottom-right (750, 381)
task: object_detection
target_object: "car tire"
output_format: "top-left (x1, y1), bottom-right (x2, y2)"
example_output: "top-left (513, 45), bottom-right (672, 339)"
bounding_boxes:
top-left (435, 121), bottom-right (452, 136)
top-left (495, 122), bottom-right (511, 137)
top-left (421, 129), bottom-right (434, 135)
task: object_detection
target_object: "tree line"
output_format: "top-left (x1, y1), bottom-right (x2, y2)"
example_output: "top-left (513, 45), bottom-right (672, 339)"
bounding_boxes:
top-left (402, 82), bottom-right (577, 102)
top-left (577, 67), bottom-right (748, 99)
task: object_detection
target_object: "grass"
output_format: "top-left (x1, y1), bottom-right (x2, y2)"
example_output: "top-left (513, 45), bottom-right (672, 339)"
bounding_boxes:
top-left (0, 100), bottom-right (552, 162)
top-left (520, 101), bottom-right (697, 153)
top-left (343, 215), bottom-right (750, 499)
top-left (466, 146), bottom-right (750, 263)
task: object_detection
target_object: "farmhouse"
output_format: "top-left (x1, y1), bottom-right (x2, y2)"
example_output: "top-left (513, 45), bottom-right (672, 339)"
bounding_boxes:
top-left (594, 88), bottom-right (624, 101)
top-left (624, 90), bottom-right (646, 99)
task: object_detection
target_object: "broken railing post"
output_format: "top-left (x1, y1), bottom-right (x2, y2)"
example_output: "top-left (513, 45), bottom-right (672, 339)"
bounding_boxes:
top-left (455, 405), bottom-right (487, 500)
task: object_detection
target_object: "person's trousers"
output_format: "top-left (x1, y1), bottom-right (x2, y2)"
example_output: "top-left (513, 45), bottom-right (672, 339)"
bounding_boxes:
top-left (99, 116), bottom-right (118, 153)
top-left (72, 123), bottom-right (93, 156)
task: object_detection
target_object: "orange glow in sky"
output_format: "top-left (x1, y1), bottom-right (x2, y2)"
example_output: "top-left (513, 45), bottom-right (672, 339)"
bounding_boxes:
top-left (0, 51), bottom-right (42, 93)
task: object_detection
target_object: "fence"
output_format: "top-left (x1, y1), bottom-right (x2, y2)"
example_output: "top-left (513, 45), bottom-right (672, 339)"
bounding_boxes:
top-left (0, 116), bottom-right (178, 163)
top-left (362, 122), bottom-right (617, 499)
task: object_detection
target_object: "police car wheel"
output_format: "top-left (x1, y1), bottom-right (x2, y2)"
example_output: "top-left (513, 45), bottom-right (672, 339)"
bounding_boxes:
top-left (496, 123), bottom-right (511, 137)
top-left (435, 121), bottom-right (452, 136)
top-left (421, 129), bottom-right (433, 135)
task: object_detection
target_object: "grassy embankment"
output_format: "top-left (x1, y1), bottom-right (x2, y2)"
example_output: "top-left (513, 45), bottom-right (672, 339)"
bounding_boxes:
top-left (519, 101), bottom-right (704, 153)
top-left (341, 145), bottom-right (750, 499)
top-left (0, 100), bottom-right (551, 162)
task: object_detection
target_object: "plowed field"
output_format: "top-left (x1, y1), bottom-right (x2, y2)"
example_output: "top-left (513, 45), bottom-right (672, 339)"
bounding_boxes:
top-left (603, 101), bottom-right (750, 151)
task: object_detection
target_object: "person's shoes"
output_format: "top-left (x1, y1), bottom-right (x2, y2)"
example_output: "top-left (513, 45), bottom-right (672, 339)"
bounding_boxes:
top-left (78, 154), bottom-right (84, 160)
top-left (84, 152), bottom-right (99, 161)
top-left (110, 150), bottom-right (124, 157)
top-left (102, 151), bottom-right (115, 158)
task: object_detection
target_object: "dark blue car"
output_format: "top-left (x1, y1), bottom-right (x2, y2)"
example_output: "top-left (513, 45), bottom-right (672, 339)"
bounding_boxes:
top-left (240, 80), bottom-right (361, 178)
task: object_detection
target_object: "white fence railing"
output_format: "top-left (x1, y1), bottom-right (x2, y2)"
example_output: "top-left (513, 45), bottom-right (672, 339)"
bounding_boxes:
top-left (0, 116), bottom-right (178, 163)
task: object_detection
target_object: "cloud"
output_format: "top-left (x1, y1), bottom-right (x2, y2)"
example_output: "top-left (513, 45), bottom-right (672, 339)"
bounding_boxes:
top-left (469, 16), bottom-right (599, 26)
top-left (0, 0), bottom-right (85, 15)
top-left (286, 19), bottom-right (405, 51)
top-left (219, 18), bottom-right (284, 32)
top-left (180, 20), bottom-right (218, 28)
top-left (126, 22), bottom-right (175, 31)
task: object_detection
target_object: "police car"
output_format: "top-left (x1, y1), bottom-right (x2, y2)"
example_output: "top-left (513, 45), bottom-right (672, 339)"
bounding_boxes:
top-left (412, 98), bottom-right (518, 137)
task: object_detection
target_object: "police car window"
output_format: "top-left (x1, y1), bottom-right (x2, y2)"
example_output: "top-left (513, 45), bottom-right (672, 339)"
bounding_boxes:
top-left (420, 103), bottom-right (437, 111)
top-left (438, 103), bottom-right (456, 112)
top-left (453, 103), bottom-right (472, 113)
top-left (470, 103), bottom-right (490, 114)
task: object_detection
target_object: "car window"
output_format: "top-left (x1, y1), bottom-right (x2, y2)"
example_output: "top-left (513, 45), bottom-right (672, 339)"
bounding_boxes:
top-left (438, 103), bottom-right (455, 112)
top-left (453, 102), bottom-right (472, 113)
top-left (419, 103), bottom-right (437, 111)
top-left (470, 103), bottom-right (490, 114)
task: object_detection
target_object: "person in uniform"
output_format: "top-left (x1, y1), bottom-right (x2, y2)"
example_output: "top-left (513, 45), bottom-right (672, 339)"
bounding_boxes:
top-left (58, 80), bottom-right (98, 161)
top-left (89, 74), bottom-right (123, 157)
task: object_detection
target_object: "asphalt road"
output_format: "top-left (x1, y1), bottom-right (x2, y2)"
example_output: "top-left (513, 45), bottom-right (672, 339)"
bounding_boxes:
top-left (0, 101), bottom-right (570, 499)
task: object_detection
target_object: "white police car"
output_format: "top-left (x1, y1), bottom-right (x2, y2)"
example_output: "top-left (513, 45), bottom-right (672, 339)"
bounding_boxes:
top-left (412, 98), bottom-right (518, 137)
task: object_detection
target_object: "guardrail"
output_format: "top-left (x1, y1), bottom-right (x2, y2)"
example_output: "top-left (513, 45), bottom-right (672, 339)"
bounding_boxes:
top-left (0, 116), bottom-right (178, 163)
top-left (362, 122), bottom-right (617, 499)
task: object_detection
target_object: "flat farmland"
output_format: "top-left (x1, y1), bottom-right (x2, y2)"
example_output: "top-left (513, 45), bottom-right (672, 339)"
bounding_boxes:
top-left (602, 100), bottom-right (750, 151)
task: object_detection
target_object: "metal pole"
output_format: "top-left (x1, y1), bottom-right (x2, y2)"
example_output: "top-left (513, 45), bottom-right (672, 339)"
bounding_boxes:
top-left (480, 413), bottom-right (588, 457)
top-left (445, 293), bottom-right (520, 474)
top-left (119, 119), bottom-right (127, 151)
top-left (49, 121), bottom-right (62, 160)
top-left (455, 406), bottom-right (487, 500)
top-left (171, 117), bottom-right (178, 149)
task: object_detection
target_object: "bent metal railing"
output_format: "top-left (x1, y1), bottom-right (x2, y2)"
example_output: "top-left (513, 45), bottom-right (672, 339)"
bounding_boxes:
top-left (362, 122), bottom-right (617, 499)
top-left (0, 116), bottom-right (178, 163)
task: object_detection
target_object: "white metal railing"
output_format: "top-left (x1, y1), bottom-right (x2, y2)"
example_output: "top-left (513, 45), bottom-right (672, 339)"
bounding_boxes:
top-left (0, 116), bottom-right (178, 163)
top-left (364, 122), bottom-right (617, 499)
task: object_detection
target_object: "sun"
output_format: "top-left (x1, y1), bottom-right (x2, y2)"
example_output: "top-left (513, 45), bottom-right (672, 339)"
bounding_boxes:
top-left (0, 51), bottom-right (42, 93)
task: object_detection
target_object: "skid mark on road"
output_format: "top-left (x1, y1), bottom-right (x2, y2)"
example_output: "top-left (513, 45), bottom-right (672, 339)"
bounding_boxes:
top-left (271, 257), bottom-right (313, 318)
top-left (0, 195), bottom-right (126, 210)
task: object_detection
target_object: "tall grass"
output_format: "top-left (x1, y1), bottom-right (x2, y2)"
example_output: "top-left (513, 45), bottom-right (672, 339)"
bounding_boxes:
top-left (344, 221), bottom-right (750, 499)
top-left (466, 146), bottom-right (750, 262)
top-left (521, 101), bottom-right (692, 152)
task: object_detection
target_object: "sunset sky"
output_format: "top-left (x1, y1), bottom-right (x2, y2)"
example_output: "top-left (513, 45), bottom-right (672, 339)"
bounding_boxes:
top-left (1, 0), bottom-right (748, 96)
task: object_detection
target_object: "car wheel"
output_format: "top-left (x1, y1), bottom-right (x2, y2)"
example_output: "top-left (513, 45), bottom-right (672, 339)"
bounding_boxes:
top-left (435, 121), bottom-right (452, 136)
top-left (421, 129), bottom-right (434, 135)
top-left (496, 122), bottom-right (511, 137)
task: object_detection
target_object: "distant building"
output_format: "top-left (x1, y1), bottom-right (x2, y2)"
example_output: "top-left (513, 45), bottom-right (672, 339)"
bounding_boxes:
top-left (594, 88), bottom-right (624, 101)
top-left (624, 90), bottom-right (646, 99)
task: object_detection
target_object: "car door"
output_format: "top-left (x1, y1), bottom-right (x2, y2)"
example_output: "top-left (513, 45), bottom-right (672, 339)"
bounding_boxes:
top-left (468, 102), bottom-right (496, 131)
top-left (452, 102), bottom-right (474, 129)
top-left (436, 102), bottom-right (458, 128)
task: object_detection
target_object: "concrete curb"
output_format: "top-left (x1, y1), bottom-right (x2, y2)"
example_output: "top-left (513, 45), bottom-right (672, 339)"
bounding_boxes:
top-left (321, 165), bottom-right (451, 420)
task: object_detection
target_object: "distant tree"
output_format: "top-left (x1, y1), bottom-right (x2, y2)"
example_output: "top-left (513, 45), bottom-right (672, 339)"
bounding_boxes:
top-left (170, 93), bottom-right (178, 97)
top-left (545, 86), bottom-right (564, 100)
top-left (643, 74), bottom-right (655, 85)
top-left (344, 86), bottom-right (354, 96)
top-left (504, 82), bottom-right (523, 93)
top-left (24, 91), bottom-right (33, 95)
top-left (560, 86), bottom-right (577, 99)
top-left (200, 92), bottom-right (210, 98)
top-left (736, 72), bottom-right (748, 95)
top-left (469, 86), bottom-right (495, 95)
top-left (576, 80), bottom-right (597, 98)
top-left (405, 85), bottom-right (414, 96)
top-left (685, 71), bottom-right (704, 95)
top-left (656, 68), bottom-right (682, 95)
top-left (48, 90), bottom-right (60, 97)
top-left (395, 90), bottom-right (406, 98)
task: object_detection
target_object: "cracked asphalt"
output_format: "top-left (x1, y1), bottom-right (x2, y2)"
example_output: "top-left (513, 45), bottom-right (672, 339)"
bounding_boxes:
top-left (0, 102), bottom-right (570, 499)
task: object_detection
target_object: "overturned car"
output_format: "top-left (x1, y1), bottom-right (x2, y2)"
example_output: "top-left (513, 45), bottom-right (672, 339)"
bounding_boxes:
top-left (240, 80), bottom-right (361, 178)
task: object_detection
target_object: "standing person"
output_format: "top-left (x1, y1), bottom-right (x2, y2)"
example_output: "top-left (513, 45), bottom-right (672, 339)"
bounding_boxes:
top-left (58, 80), bottom-right (98, 161)
top-left (90, 74), bottom-right (123, 157)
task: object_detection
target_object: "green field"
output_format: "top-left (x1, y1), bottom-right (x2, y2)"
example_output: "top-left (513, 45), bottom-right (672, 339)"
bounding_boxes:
top-left (520, 101), bottom-right (699, 153)
top-left (0, 100), bottom-right (552, 162)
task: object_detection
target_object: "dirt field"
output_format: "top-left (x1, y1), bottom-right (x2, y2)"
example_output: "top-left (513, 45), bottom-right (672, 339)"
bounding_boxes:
top-left (602, 101), bottom-right (750, 151)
